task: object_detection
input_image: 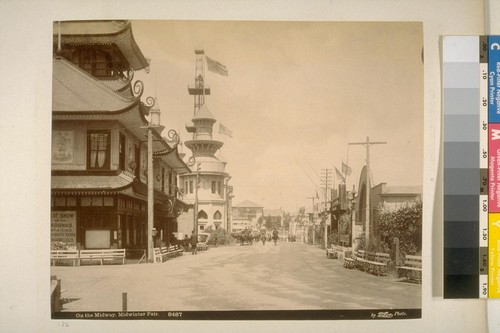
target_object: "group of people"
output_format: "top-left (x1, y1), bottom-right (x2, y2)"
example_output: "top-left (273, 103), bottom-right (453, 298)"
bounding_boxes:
top-left (182, 231), bottom-right (199, 255)
top-left (261, 229), bottom-right (279, 245)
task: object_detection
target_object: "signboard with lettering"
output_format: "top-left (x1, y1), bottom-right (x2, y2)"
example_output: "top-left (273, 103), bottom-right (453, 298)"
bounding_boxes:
top-left (51, 211), bottom-right (77, 249)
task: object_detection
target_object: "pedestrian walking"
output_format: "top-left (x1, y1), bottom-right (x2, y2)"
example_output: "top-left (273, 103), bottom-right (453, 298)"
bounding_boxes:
top-left (183, 234), bottom-right (190, 252)
top-left (272, 229), bottom-right (279, 246)
top-left (190, 230), bottom-right (198, 255)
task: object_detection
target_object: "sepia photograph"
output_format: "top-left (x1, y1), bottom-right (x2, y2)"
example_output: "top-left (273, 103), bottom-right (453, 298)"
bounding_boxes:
top-left (50, 19), bottom-right (423, 320)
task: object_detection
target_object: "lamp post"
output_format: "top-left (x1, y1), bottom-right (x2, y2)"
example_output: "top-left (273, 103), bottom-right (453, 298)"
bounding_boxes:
top-left (224, 176), bottom-right (231, 231)
top-left (142, 105), bottom-right (161, 262)
top-left (194, 162), bottom-right (201, 235)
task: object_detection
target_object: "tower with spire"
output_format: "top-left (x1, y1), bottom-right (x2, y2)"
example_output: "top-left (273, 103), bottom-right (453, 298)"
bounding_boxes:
top-left (178, 50), bottom-right (230, 234)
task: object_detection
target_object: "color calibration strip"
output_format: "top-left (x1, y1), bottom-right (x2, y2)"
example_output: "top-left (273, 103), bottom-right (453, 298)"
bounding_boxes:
top-left (444, 36), bottom-right (500, 298)
top-left (488, 36), bottom-right (500, 298)
top-left (443, 36), bottom-right (480, 298)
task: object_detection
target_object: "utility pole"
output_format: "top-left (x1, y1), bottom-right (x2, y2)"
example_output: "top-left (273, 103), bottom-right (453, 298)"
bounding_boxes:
top-left (321, 169), bottom-right (332, 249)
top-left (306, 195), bottom-right (317, 245)
top-left (147, 125), bottom-right (154, 261)
top-left (348, 136), bottom-right (387, 245)
top-left (141, 101), bottom-right (161, 263)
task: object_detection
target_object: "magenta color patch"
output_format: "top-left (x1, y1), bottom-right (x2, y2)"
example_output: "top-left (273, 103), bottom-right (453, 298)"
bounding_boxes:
top-left (489, 123), bottom-right (500, 211)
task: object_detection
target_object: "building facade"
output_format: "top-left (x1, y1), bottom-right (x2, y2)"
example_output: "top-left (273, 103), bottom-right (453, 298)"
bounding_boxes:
top-left (51, 20), bottom-right (191, 257)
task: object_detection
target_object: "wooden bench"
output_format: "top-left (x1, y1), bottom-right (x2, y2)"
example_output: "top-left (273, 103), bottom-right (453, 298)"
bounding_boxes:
top-left (197, 242), bottom-right (209, 251)
top-left (166, 245), bottom-right (183, 259)
top-left (173, 245), bottom-right (184, 256)
top-left (154, 247), bottom-right (167, 263)
top-left (326, 245), bottom-right (339, 259)
top-left (344, 250), bottom-right (365, 269)
top-left (354, 250), bottom-right (370, 270)
top-left (343, 251), bottom-right (356, 269)
top-left (80, 249), bottom-right (126, 265)
top-left (365, 252), bottom-right (390, 276)
top-left (398, 255), bottom-right (422, 283)
top-left (154, 246), bottom-right (184, 263)
top-left (51, 250), bottom-right (79, 266)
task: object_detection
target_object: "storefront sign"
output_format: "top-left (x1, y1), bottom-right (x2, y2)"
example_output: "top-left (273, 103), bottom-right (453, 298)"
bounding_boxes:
top-left (51, 211), bottom-right (77, 249)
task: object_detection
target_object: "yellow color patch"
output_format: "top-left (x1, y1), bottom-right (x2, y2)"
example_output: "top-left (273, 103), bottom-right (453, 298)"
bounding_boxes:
top-left (489, 213), bottom-right (500, 298)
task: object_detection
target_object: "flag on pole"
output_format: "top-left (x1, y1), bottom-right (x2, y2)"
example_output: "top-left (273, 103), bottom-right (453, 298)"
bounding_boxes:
top-left (218, 123), bottom-right (233, 138)
top-left (206, 56), bottom-right (228, 76)
top-left (342, 161), bottom-right (352, 176)
top-left (335, 167), bottom-right (346, 183)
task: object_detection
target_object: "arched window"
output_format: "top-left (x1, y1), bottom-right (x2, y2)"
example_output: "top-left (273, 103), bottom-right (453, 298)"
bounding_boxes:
top-left (214, 210), bottom-right (222, 220)
top-left (198, 210), bottom-right (208, 219)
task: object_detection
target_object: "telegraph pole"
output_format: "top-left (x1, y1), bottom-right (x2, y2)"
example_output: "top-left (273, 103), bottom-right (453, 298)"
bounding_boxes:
top-left (306, 195), bottom-right (317, 245)
top-left (141, 102), bottom-right (161, 262)
top-left (348, 136), bottom-right (387, 245)
top-left (321, 169), bottom-right (332, 249)
top-left (147, 125), bottom-right (154, 261)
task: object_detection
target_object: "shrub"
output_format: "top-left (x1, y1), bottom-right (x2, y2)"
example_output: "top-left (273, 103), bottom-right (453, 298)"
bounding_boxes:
top-left (377, 197), bottom-right (422, 260)
top-left (206, 228), bottom-right (234, 246)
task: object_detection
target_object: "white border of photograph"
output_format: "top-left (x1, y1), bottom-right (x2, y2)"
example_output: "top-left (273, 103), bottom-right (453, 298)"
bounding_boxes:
top-left (0, 0), bottom-right (490, 332)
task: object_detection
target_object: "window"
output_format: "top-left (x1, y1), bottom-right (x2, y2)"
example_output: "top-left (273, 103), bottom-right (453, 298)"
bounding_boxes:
top-left (88, 131), bottom-right (111, 169)
top-left (168, 172), bottom-right (173, 195)
top-left (185, 181), bottom-right (188, 194)
top-left (119, 134), bottom-right (125, 170)
top-left (134, 145), bottom-right (140, 178)
top-left (214, 211), bottom-right (222, 220)
top-left (218, 181), bottom-right (222, 195)
top-left (198, 210), bottom-right (208, 219)
top-left (189, 180), bottom-right (194, 194)
top-left (211, 181), bottom-right (216, 194)
top-left (73, 48), bottom-right (115, 78)
top-left (161, 167), bottom-right (165, 193)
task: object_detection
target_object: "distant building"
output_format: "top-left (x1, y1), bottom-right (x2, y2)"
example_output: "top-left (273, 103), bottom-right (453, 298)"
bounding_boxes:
top-left (231, 200), bottom-right (264, 233)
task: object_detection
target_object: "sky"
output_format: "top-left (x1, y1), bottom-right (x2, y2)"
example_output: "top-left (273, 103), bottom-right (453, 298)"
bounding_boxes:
top-left (132, 20), bottom-right (423, 213)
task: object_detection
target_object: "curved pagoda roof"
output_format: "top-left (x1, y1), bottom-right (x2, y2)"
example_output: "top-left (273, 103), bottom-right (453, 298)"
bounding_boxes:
top-left (54, 20), bottom-right (149, 71)
top-left (52, 57), bottom-right (147, 113)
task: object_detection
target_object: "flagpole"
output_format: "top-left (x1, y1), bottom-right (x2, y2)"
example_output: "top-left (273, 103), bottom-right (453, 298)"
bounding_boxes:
top-left (202, 54), bottom-right (206, 104)
top-left (345, 144), bottom-right (350, 185)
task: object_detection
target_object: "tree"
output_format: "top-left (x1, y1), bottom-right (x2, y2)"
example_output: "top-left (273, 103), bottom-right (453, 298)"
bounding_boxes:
top-left (283, 212), bottom-right (291, 233)
top-left (377, 197), bottom-right (422, 259)
top-left (257, 215), bottom-right (264, 227)
top-left (264, 215), bottom-right (281, 230)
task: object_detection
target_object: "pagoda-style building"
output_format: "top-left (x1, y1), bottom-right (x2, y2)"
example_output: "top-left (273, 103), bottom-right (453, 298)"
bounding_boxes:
top-left (178, 50), bottom-right (230, 234)
top-left (51, 20), bottom-right (191, 258)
